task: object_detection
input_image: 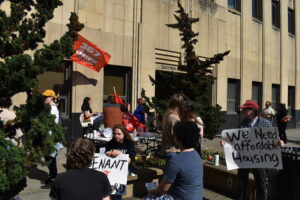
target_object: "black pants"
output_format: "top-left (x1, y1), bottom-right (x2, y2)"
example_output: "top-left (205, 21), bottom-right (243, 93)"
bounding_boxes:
top-left (278, 124), bottom-right (287, 143)
top-left (45, 156), bottom-right (57, 179)
top-left (238, 168), bottom-right (267, 200)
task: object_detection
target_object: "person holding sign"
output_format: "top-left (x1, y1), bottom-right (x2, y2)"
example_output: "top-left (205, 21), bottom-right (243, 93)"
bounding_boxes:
top-left (221, 100), bottom-right (284, 200)
top-left (105, 124), bottom-right (136, 169)
top-left (50, 138), bottom-right (111, 200)
top-left (148, 121), bottom-right (203, 200)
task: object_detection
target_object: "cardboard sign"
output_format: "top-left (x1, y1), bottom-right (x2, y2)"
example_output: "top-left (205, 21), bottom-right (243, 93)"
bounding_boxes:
top-left (71, 34), bottom-right (111, 72)
top-left (91, 153), bottom-right (129, 195)
top-left (221, 127), bottom-right (283, 170)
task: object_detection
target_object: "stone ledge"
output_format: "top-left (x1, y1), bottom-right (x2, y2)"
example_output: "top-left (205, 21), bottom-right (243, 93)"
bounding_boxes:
top-left (124, 163), bottom-right (257, 199)
top-left (124, 167), bottom-right (164, 198)
top-left (203, 161), bottom-right (256, 200)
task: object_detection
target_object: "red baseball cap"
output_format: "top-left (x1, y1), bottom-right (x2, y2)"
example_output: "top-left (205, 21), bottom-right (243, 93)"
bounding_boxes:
top-left (239, 100), bottom-right (259, 111)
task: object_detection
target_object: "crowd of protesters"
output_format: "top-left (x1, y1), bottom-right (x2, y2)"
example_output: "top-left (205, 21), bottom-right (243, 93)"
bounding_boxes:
top-left (2, 89), bottom-right (293, 200)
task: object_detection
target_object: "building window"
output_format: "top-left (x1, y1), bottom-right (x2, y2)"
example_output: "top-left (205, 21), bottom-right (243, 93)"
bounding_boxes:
top-left (103, 65), bottom-right (132, 105)
top-left (228, 0), bottom-right (241, 12)
top-left (288, 8), bottom-right (295, 35)
top-left (288, 86), bottom-right (295, 117)
top-left (227, 79), bottom-right (240, 114)
top-left (272, 84), bottom-right (280, 111)
top-left (252, 82), bottom-right (262, 111)
top-left (252, 0), bottom-right (263, 21)
top-left (38, 61), bottom-right (72, 118)
top-left (272, 0), bottom-right (280, 28)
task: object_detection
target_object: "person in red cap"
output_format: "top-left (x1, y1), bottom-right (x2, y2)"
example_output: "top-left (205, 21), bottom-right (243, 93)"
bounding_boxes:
top-left (235, 100), bottom-right (283, 200)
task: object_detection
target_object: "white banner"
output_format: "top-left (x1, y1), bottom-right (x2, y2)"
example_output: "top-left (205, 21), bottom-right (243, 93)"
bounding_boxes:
top-left (91, 153), bottom-right (129, 195)
top-left (221, 127), bottom-right (283, 170)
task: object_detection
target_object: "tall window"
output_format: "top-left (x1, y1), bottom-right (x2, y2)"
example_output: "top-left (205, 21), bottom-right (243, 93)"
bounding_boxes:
top-left (272, 0), bottom-right (280, 28)
top-left (228, 0), bottom-right (241, 12)
top-left (103, 65), bottom-right (132, 105)
top-left (252, 0), bottom-right (263, 21)
top-left (288, 8), bottom-right (295, 35)
top-left (252, 82), bottom-right (262, 111)
top-left (272, 84), bottom-right (280, 111)
top-left (227, 79), bottom-right (240, 114)
top-left (288, 86), bottom-right (295, 116)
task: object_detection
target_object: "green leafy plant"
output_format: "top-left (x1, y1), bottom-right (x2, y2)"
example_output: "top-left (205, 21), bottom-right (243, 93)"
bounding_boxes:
top-left (141, 0), bottom-right (230, 139)
top-left (0, 0), bottom-right (83, 198)
top-left (133, 152), bottom-right (166, 168)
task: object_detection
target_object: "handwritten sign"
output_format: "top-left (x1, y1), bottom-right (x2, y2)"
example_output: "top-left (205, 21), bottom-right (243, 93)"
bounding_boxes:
top-left (91, 153), bottom-right (129, 195)
top-left (221, 127), bottom-right (283, 170)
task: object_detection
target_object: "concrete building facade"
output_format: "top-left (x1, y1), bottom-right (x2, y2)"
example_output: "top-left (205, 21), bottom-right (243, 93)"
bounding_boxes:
top-left (3, 0), bottom-right (300, 140)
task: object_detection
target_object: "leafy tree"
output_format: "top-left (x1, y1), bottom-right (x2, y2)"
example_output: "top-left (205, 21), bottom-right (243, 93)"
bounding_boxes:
top-left (0, 0), bottom-right (83, 198)
top-left (142, 0), bottom-right (230, 139)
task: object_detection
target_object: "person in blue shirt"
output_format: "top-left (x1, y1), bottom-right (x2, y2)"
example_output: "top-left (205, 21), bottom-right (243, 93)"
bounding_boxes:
top-left (148, 120), bottom-right (203, 200)
top-left (133, 98), bottom-right (146, 124)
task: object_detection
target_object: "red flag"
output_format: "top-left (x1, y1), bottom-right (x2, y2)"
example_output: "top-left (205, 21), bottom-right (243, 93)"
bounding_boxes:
top-left (123, 112), bottom-right (145, 132)
top-left (114, 89), bottom-right (124, 106)
top-left (71, 34), bottom-right (111, 72)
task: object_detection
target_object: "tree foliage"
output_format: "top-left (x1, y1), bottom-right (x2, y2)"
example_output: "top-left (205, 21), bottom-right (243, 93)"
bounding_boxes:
top-left (142, 0), bottom-right (229, 138)
top-left (0, 0), bottom-right (83, 197)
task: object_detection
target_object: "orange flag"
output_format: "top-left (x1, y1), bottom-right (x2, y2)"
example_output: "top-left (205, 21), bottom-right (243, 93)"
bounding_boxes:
top-left (71, 34), bottom-right (111, 72)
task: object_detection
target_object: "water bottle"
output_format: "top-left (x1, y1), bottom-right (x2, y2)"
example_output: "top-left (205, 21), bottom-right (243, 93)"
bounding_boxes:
top-left (214, 154), bottom-right (219, 166)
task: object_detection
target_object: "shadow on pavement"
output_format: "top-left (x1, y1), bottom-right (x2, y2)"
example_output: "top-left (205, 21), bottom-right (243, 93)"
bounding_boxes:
top-left (27, 166), bottom-right (48, 181)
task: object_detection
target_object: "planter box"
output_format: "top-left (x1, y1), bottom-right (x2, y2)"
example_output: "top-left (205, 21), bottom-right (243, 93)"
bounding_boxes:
top-left (203, 161), bottom-right (256, 200)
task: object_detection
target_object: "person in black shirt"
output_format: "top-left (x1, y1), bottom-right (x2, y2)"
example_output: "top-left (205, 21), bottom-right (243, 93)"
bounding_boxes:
top-left (50, 138), bottom-right (111, 200)
top-left (276, 103), bottom-right (289, 143)
top-left (81, 97), bottom-right (103, 134)
top-left (105, 124), bottom-right (136, 163)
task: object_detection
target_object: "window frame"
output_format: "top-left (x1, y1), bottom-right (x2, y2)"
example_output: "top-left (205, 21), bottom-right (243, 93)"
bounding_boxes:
top-left (227, 79), bottom-right (240, 114)
top-left (272, 84), bottom-right (280, 111)
top-left (228, 0), bottom-right (241, 12)
top-left (251, 81), bottom-right (262, 111)
top-left (103, 65), bottom-right (132, 105)
top-left (288, 8), bottom-right (295, 35)
top-left (252, 0), bottom-right (263, 21)
top-left (272, 0), bottom-right (280, 29)
top-left (288, 86), bottom-right (295, 117)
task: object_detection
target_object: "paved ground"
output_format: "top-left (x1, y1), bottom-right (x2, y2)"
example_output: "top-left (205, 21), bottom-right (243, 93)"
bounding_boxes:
top-left (18, 128), bottom-right (300, 200)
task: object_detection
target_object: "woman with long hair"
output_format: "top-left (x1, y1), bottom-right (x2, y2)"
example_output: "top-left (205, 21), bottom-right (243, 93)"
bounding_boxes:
top-left (161, 93), bottom-right (184, 161)
top-left (181, 101), bottom-right (204, 155)
top-left (50, 138), bottom-right (111, 200)
top-left (81, 97), bottom-right (102, 121)
top-left (80, 97), bottom-right (103, 134)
